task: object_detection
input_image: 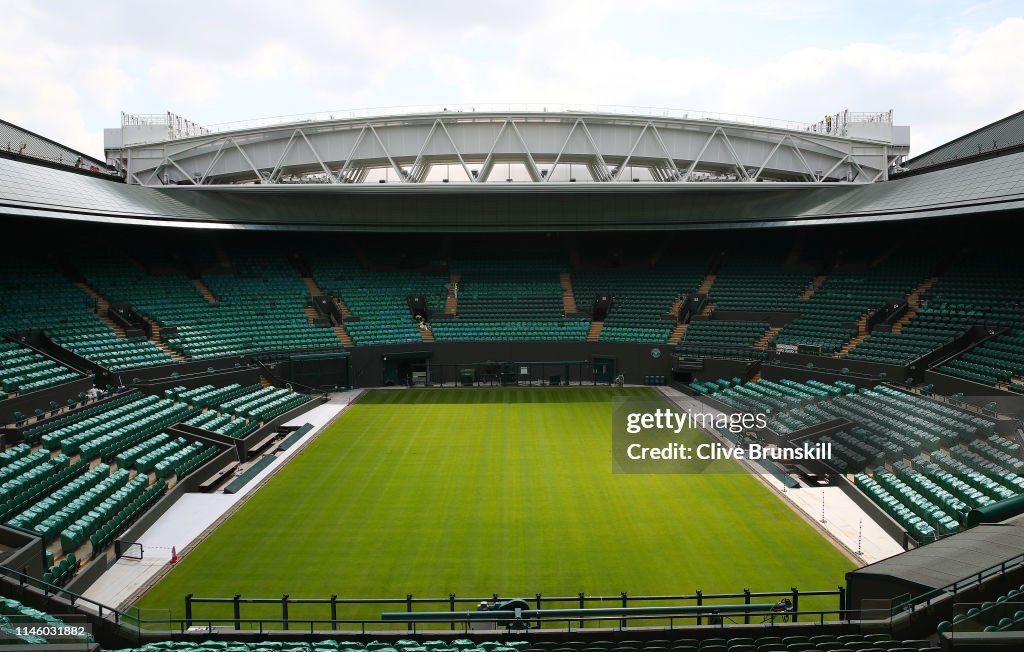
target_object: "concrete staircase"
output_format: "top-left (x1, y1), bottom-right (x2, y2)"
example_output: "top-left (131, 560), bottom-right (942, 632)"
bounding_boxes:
top-left (75, 282), bottom-right (124, 337)
top-left (755, 326), bottom-right (782, 350)
top-left (697, 273), bottom-right (717, 316)
top-left (420, 328), bottom-right (434, 342)
top-left (302, 275), bottom-right (353, 346)
top-left (667, 323), bottom-right (688, 346)
top-left (800, 274), bottom-right (828, 300)
top-left (191, 278), bottom-right (219, 305)
top-left (836, 315), bottom-right (871, 357)
top-left (587, 322), bottom-right (604, 342)
top-left (559, 272), bottom-right (577, 314)
top-left (302, 276), bottom-right (322, 296)
top-left (144, 316), bottom-right (184, 361)
top-left (697, 273), bottom-right (716, 295)
top-left (444, 272), bottom-right (460, 315)
top-left (332, 325), bottom-right (354, 347)
top-left (336, 297), bottom-right (353, 320)
top-left (892, 275), bottom-right (939, 334)
top-left (151, 338), bottom-right (183, 361)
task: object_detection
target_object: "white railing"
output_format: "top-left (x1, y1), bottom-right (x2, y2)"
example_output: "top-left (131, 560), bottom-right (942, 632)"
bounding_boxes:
top-left (121, 111), bottom-right (211, 138)
top-left (196, 103), bottom-right (817, 136)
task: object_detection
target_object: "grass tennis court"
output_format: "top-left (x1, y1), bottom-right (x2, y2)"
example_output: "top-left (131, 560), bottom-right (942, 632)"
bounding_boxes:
top-left (135, 387), bottom-right (854, 626)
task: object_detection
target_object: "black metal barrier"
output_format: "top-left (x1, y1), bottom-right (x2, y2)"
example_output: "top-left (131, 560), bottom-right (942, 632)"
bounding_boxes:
top-left (183, 588), bottom-right (844, 632)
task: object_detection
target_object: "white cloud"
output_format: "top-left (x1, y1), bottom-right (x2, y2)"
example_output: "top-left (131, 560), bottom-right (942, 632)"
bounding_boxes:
top-left (1, 3), bottom-right (1022, 158)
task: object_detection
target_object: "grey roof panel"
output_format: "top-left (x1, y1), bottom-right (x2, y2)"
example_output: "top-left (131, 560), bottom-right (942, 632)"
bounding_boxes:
top-left (904, 110), bottom-right (1024, 171)
top-left (848, 521), bottom-right (1024, 592)
top-left (1, 149), bottom-right (1024, 231)
top-left (0, 157), bottom-right (212, 221)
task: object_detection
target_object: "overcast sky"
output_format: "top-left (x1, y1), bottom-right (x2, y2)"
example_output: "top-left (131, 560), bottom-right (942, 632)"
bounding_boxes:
top-left (2, 1), bottom-right (1022, 159)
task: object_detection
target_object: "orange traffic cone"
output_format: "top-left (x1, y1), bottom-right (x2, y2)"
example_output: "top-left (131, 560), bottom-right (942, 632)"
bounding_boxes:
top-left (170, 547), bottom-right (179, 564)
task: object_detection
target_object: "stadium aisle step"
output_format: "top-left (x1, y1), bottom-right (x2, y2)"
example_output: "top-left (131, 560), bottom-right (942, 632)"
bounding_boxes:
top-left (587, 321), bottom-right (603, 341)
top-left (190, 278), bottom-right (219, 305)
top-left (697, 272), bottom-right (717, 295)
top-left (835, 314), bottom-right (872, 357)
top-left (444, 272), bottom-right (460, 315)
top-left (137, 313), bottom-right (185, 360)
top-left (332, 324), bottom-right (354, 347)
top-left (889, 274), bottom-right (940, 333)
top-left (666, 322), bottom-right (687, 345)
top-left (419, 328), bottom-right (434, 342)
top-left (559, 271), bottom-right (577, 315)
top-left (73, 282), bottom-right (125, 338)
top-left (336, 297), bottom-right (353, 319)
top-left (755, 325), bottom-right (783, 349)
top-left (147, 324), bottom-right (184, 361)
top-left (302, 275), bottom-right (322, 296)
top-left (800, 274), bottom-right (828, 299)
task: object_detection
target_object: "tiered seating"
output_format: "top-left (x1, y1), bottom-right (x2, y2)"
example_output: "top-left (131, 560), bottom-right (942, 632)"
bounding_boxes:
top-left (939, 582), bottom-right (1024, 634)
top-left (311, 257), bottom-right (446, 346)
top-left (40, 394), bottom-right (198, 459)
top-left (0, 597), bottom-right (93, 645)
top-left (696, 378), bottom-right (1014, 544)
top-left (773, 258), bottom-right (931, 354)
top-left (0, 261), bottom-right (97, 337)
top-left (940, 332), bottom-right (1024, 386)
top-left (129, 435), bottom-right (218, 480)
top-left (0, 448), bottom-right (85, 521)
top-left (7, 464), bottom-right (128, 540)
top-left (181, 384), bottom-right (310, 438)
top-left (573, 263), bottom-right (704, 343)
top-left (217, 386), bottom-right (307, 422)
top-left (925, 252), bottom-right (1024, 332)
top-left (22, 392), bottom-right (138, 444)
top-left (157, 254), bottom-right (342, 358)
top-left (165, 383), bottom-right (251, 408)
top-left (863, 250), bottom-right (1024, 374)
top-left (433, 259), bottom-right (588, 341)
top-left (678, 320), bottom-right (770, 358)
top-left (86, 477), bottom-right (165, 552)
top-left (0, 259), bottom-right (169, 371)
top-left (846, 308), bottom-right (971, 365)
top-left (42, 551), bottom-right (77, 586)
top-left (708, 257), bottom-right (813, 313)
top-left (2, 385), bottom-right (251, 558)
top-left (57, 471), bottom-right (151, 552)
top-left (0, 341), bottom-right (79, 396)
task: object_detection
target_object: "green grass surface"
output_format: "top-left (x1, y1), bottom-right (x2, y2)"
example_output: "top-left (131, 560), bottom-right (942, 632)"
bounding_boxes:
top-left (136, 387), bottom-right (854, 627)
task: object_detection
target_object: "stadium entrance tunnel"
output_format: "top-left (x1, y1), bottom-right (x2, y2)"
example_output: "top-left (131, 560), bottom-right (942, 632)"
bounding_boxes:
top-left (381, 350), bottom-right (433, 386)
top-left (380, 358), bottom-right (616, 387)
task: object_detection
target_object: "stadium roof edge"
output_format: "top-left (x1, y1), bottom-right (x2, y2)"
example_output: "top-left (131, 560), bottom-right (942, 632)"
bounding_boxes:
top-left (901, 108), bottom-right (1024, 173)
top-left (3, 146), bottom-right (1023, 232)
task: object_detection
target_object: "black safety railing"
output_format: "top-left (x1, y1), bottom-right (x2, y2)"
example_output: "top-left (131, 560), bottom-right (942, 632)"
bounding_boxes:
top-left (887, 550), bottom-right (1024, 621)
top-left (179, 587), bottom-right (844, 632)
top-left (0, 562), bottom-right (849, 636)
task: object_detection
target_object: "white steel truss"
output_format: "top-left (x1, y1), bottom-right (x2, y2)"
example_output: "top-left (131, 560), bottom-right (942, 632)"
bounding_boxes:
top-left (107, 110), bottom-right (908, 186)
